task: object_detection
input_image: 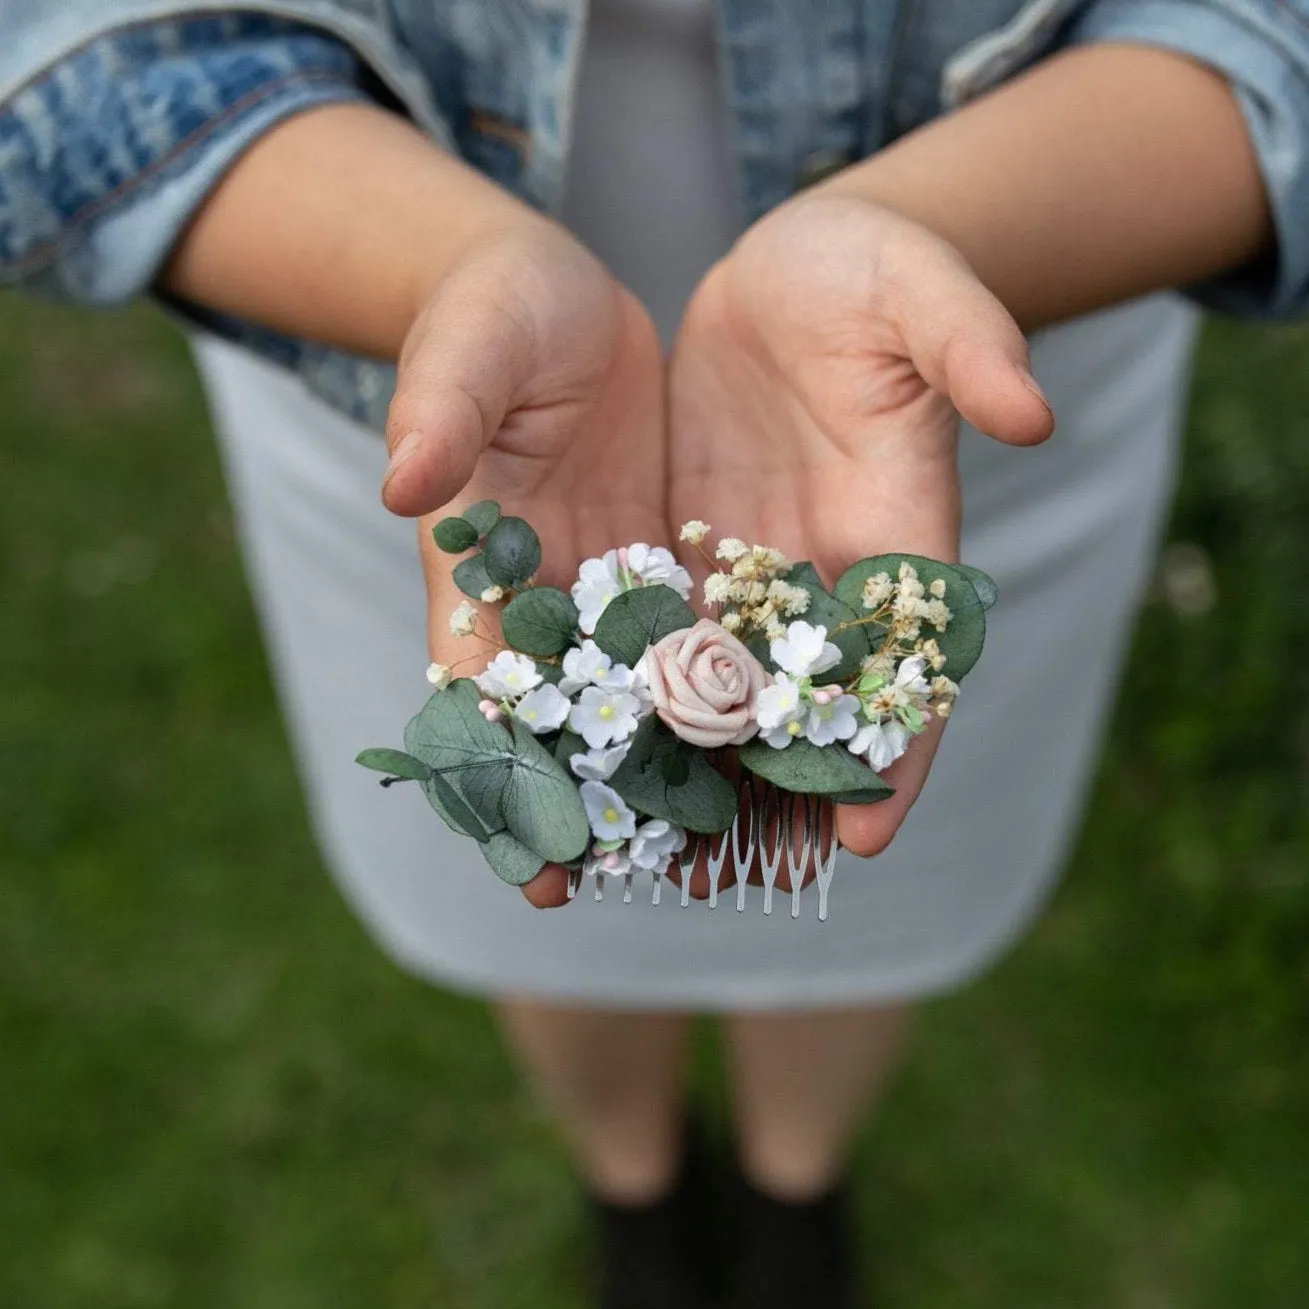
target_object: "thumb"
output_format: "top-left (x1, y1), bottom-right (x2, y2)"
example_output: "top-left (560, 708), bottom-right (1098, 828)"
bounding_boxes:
top-left (381, 264), bottom-right (535, 517)
top-left (887, 236), bottom-right (1055, 447)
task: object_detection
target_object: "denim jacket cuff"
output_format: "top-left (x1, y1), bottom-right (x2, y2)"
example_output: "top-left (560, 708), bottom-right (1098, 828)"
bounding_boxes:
top-left (1, 17), bottom-right (370, 306)
top-left (1067, 0), bottom-right (1309, 319)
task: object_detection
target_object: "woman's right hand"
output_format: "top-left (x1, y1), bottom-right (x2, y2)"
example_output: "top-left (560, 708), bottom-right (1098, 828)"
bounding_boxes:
top-left (383, 218), bottom-right (669, 909)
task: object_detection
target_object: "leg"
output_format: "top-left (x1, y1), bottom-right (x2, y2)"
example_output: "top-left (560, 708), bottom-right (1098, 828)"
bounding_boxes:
top-left (724, 1004), bottom-right (912, 1200)
top-left (497, 1000), bottom-right (692, 1204)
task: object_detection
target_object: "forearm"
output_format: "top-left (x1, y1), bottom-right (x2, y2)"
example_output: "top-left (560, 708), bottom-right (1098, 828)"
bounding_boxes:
top-left (826, 43), bottom-right (1273, 332)
top-left (161, 102), bottom-right (537, 359)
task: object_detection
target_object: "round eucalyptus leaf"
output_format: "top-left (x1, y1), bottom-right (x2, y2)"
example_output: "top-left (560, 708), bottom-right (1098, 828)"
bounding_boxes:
top-left (501, 587), bottom-right (579, 656)
top-left (608, 718), bottom-right (738, 834)
top-left (452, 554), bottom-right (494, 600)
top-left (592, 585), bottom-right (696, 668)
top-left (432, 516), bottom-right (479, 553)
top-left (482, 831), bottom-right (546, 886)
top-left (484, 516), bottom-right (543, 589)
top-left (834, 554), bottom-right (987, 681)
top-left (501, 721), bottom-right (592, 863)
top-left (737, 737), bottom-right (894, 804)
top-left (951, 562), bottom-right (999, 611)
top-left (462, 499), bottom-right (502, 537)
top-left (355, 748), bottom-right (431, 782)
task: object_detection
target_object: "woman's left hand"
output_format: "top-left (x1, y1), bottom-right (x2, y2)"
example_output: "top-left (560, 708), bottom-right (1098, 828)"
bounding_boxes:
top-left (667, 191), bottom-right (1054, 861)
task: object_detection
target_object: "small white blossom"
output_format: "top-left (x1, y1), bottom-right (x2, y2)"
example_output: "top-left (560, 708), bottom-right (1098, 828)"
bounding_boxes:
top-left (568, 742), bottom-right (632, 781)
top-left (679, 520), bottom-right (711, 544)
top-left (862, 572), bottom-right (894, 610)
top-left (703, 573), bottom-right (734, 606)
top-left (765, 621), bottom-right (787, 642)
top-left (767, 580), bottom-right (811, 617)
top-left (580, 781), bottom-right (637, 842)
top-left (626, 543), bottom-right (694, 598)
top-left (480, 585), bottom-right (506, 603)
top-left (755, 673), bottom-right (804, 731)
top-left (572, 554), bottom-right (623, 635)
top-left (559, 639), bottom-right (632, 695)
top-left (449, 601), bottom-right (478, 637)
top-left (895, 655), bottom-right (931, 697)
top-left (475, 650), bottom-right (542, 700)
top-left (761, 718), bottom-right (807, 749)
top-left (929, 577), bottom-right (948, 600)
top-left (720, 611), bottom-right (743, 633)
top-left (569, 685), bottom-right (643, 749)
top-left (849, 718), bottom-right (912, 771)
top-left (804, 693), bottom-right (861, 747)
top-left (512, 683), bottom-right (571, 734)
top-left (584, 845), bottom-right (632, 878)
top-left (716, 537), bottom-right (749, 562)
top-left (923, 599), bottom-right (952, 631)
top-left (425, 662), bottom-right (452, 690)
top-left (629, 819), bottom-right (687, 873)
top-left (770, 622), bottom-right (843, 679)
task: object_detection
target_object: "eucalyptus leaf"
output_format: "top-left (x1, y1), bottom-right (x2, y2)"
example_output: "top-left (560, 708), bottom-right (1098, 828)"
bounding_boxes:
top-left (462, 499), bottom-right (501, 537)
top-left (784, 577), bottom-right (872, 684)
top-left (452, 554), bottom-right (495, 600)
top-left (536, 662), bottom-right (565, 686)
top-left (484, 516), bottom-right (543, 589)
top-left (482, 831), bottom-right (547, 886)
top-left (834, 554), bottom-right (986, 680)
top-left (501, 587), bottom-right (579, 656)
top-left (784, 561), bottom-right (824, 590)
top-left (501, 721), bottom-right (592, 863)
top-left (421, 772), bottom-right (499, 842)
top-left (608, 718), bottom-right (738, 834)
top-left (355, 748), bottom-right (431, 782)
top-left (432, 516), bottom-right (479, 553)
top-left (738, 737), bottom-right (894, 804)
top-left (553, 728), bottom-right (588, 769)
top-left (592, 585), bottom-right (696, 667)
top-left (951, 562), bottom-right (999, 611)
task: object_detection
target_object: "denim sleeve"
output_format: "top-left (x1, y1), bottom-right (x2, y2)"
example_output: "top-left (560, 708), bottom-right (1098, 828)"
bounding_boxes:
top-left (0, 13), bottom-right (371, 305)
top-left (1067, 0), bottom-right (1309, 319)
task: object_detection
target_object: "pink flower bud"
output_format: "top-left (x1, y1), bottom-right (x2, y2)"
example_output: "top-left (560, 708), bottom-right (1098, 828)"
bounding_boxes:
top-left (478, 699), bottom-right (503, 722)
top-left (811, 688), bottom-right (832, 705)
top-left (603, 852), bottom-right (622, 871)
top-left (617, 547), bottom-right (630, 570)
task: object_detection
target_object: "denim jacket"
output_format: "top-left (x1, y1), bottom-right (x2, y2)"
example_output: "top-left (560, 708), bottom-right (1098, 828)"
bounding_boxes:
top-left (4, 0), bottom-right (1309, 429)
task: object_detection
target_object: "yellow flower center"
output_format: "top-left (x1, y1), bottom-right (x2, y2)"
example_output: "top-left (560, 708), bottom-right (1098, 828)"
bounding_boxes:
top-left (598, 705), bottom-right (615, 721)
top-left (787, 720), bottom-right (803, 737)
top-left (604, 807), bottom-right (620, 823)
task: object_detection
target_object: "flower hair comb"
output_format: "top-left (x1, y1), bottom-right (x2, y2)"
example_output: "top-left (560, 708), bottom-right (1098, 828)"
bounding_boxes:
top-left (358, 504), bottom-right (996, 920)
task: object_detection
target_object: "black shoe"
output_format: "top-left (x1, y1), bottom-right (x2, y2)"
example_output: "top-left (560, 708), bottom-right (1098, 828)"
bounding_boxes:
top-left (588, 1127), bottom-right (718, 1309)
top-left (729, 1167), bottom-right (857, 1309)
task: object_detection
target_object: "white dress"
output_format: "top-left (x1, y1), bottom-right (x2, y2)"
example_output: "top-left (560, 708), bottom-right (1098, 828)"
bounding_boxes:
top-left (191, 0), bottom-right (1201, 1009)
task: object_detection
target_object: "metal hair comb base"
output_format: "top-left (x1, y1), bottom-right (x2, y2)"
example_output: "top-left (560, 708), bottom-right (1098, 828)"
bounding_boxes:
top-left (567, 778), bottom-right (840, 921)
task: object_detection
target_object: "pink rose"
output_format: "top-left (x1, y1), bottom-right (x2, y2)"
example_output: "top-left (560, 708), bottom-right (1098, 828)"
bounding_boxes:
top-left (643, 619), bottom-right (768, 748)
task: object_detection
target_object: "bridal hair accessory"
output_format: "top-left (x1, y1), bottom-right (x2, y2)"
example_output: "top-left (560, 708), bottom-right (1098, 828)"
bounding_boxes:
top-left (358, 503), bottom-right (996, 920)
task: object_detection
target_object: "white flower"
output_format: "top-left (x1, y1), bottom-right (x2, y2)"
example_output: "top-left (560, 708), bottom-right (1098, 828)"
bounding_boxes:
top-left (770, 622), bottom-right (843, 679)
top-left (703, 573), bottom-right (733, 606)
top-left (862, 572), bottom-right (894, 610)
top-left (512, 684), bottom-right (571, 734)
top-left (581, 781), bottom-right (637, 841)
top-left (761, 719), bottom-right (807, 749)
top-left (480, 585), bottom-right (505, 603)
top-left (569, 684), bottom-right (643, 748)
top-left (848, 718), bottom-right (912, 771)
top-left (804, 693), bottom-right (861, 747)
top-left (425, 662), bottom-right (452, 690)
top-left (679, 520), bottom-right (710, 544)
top-left (560, 639), bottom-right (613, 695)
top-left (767, 580), bottom-right (811, 616)
top-left (475, 650), bottom-right (542, 700)
top-left (716, 537), bottom-right (749, 562)
top-left (568, 742), bottom-right (631, 781)
top-left (895, 655), bottom-right (931, 697)
top-left (449, 601), bottom-right (478, 637)
top-left (756, 673), bottom-right (804, 731)
top-left (922, 598), bottom-right (952, 631)
top-left (720, 611), bottom-right (742, 633)
top-left (929, 577), bottom-right (948, 600)
top-left (626, 543), bottom-right (694, 598)
top-left (584, 845), bottom-right (633, 878)
top-left (572, 554), bottom-right (623, 635)
top-left (629, 819), bottom-right (687, 873)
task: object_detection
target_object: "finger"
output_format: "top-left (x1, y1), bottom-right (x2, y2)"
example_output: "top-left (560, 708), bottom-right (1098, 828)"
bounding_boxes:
top-left (835, 717), bottom-right (945, 857)
top-left (381, 268), bottom-right (535, 517)
top-left (885, 235), bottom-right (1055, 448)
top-left (520, 862), bottom-right (574, 909)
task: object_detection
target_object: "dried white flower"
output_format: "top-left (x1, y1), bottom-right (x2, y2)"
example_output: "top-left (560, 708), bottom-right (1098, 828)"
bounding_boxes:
top-left (679, 520), bottom-right (711, 544)
top-left (720, 610), bottom-right (743, 633)
top-left (923, 599), bottom-right (952, 631)
top-left (480, 585), bottom-right (506, 604)
top-left (704, 573), bottom-right (734, 606)
top-left (716, 537), bottom-right (749, 562)
top-left (425, 662), bottom-right (452, 690)
top-left (862, 572), bottom-right (894, 610)
top-left (929, 577), bottom-right (948, 600)
top-left (449, 601), bottom-right (478, 637)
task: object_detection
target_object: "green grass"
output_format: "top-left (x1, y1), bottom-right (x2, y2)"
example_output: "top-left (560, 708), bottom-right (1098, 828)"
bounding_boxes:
top-left (1, 297), bottom-right (1306, 1308)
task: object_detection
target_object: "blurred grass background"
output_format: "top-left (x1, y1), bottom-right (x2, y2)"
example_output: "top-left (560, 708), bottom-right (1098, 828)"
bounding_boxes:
top-left (0, 297), bottom-right (1306, 1309)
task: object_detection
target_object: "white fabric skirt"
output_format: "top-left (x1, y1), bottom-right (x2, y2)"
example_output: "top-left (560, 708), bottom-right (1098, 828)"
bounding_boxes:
top-left (192, 291), bottom-right (1198, 1010)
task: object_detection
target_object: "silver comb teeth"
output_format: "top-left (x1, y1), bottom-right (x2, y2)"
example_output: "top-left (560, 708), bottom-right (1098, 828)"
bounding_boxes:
top-left (567, 777), bottom-right (840, 921)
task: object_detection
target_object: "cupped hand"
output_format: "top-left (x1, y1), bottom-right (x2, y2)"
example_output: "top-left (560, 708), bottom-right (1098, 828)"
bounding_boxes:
top-left (668, 191), bottom-right (1054, 863)
top-left (382, 218), bottom-right (668, 908)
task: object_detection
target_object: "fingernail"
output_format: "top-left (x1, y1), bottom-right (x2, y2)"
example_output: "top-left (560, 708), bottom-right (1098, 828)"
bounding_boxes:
top-left (1018, 368), bottom-right (1052, 413)
top-left (383, 430), bottom-right (423, 486)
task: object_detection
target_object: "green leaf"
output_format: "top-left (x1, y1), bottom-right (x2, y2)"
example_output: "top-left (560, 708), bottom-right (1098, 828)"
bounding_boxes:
top-left (432, 516), bottom-right (479, 553)
top-left (501, 587), bottom-right (579, 656)
top-left (834, 554), bottom-right (987, 680)
top-left (553, 728), bottom-right (588, 769)
top-left (737, 737), bottom-right (895, 805)
top-left (355, 748), bottom-right (431, 782)
top-left (952, 562), bottom-right (999, 611)
top-left (452, 554), bottom-right (494, 600)
top-left (483, 516), bottom-right (542, 589)
top-left (784, 561), bottom-right (824, 590)
top-left (592, 585), bottom-right (696, 667)
top-left (481, 831), bottom-right (546, 886)
top-left (501, 721), bottom-right (591, 863)
top-left (462, 499), bottom-right (501, 537)
top-left (421, 772), bottom-right (498, 842)
top-left (536, 662), bottom-right (565, 686)
top-left (784, 577), bottom-right (872, 684)
top-left (608, 718), bottom-right (738, 834)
